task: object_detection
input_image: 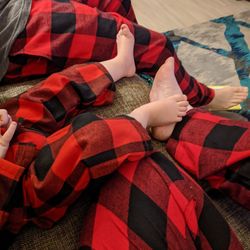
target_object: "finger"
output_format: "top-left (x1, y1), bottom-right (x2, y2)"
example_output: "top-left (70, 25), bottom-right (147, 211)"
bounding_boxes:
top-left (7, 115), bottom-right (13, 127)
top-left (3, 122), bottom-right (17, 144)
top-left (0, 109), bottom-right (9, 126)
top-left (0, 144), bottom-right (9, 158)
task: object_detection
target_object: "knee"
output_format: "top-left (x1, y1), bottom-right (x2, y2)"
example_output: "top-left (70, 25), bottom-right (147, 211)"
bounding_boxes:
top-left (71, 112), bottom-right (102, 132)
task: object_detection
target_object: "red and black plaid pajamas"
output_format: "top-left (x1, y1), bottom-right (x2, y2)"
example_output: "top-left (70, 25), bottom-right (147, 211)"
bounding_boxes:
top-left (0, 62), bottom-right (151, 232)
top-left (79, 152), bottom-right (242, 250)
top-left (0, 62), bottom-right (244, 249)
top-left (166, 109), bottom-right (250, 210)
top-left (5, 0), bottom-right (214, 107)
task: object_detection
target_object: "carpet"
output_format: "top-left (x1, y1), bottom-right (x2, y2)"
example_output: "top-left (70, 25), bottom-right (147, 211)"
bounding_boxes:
top-left (141, 10), bottom-right (250, 116)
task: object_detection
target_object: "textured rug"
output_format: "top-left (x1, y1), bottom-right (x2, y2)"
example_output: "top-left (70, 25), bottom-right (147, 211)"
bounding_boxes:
top-left (141, 10), bottom-right (250, 116)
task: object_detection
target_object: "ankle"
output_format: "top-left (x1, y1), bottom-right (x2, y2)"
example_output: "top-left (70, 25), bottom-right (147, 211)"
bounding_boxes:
top-left (100, 58), bottom-right (125, 82)
top-left (129, 106), bottom-right (149, 129)
top-left (116, 54), bottom-right (135, 77)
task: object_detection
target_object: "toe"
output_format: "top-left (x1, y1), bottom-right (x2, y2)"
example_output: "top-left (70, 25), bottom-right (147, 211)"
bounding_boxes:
top-left (176, 116), bottom-right (183, 122)
top-left (179, 100), bottom-right (189, 107)
top-left (164, 57), bottom-right (175, 72)
top-left (179, 106), bottom-right (188, 112)
top-left (121, 24), bottom-right (128, 29)
top-left (178, 113), bottom-right (186, 118)
top-left (236, 86), bottom-right (248, 93)
top-left (235, 93), bottom-right (248, 100)
top-left (173, 94), bottom-right (187, 102)
top-left (116, 29), bottom-right (122, 38)
top-left (120, 24), bottom-right (130, 35)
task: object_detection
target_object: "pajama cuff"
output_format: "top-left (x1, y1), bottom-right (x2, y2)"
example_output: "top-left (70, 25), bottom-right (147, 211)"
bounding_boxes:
top-left (0, 158), bottom-right (25, 182)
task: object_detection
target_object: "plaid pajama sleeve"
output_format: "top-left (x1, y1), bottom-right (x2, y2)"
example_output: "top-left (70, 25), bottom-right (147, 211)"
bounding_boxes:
top-left (79, 152), bottom-right (242, 250)
top-left (5, 0), bottom-right (214, 107)
top-left (166, 109), bottom-right (250, 209)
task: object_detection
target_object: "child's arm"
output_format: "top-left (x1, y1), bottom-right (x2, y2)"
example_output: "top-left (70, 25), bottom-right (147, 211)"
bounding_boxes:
top-left (0, 109), bottom-right (17, 158)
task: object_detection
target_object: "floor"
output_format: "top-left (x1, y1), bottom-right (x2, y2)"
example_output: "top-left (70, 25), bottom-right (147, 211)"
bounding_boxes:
top-left (131, 0), bottom-right (250, 31)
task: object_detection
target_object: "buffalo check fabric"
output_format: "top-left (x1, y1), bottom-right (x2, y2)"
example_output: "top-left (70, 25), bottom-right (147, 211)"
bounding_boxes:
top-left (4, 0), bottom-right (214, 107)
top-left (0, 0), bottom-right (248, 248)
top-left (166, 108), bottom-right (250, 209)
top-left (0, 62), bottom-right (244, 248)
top-left (2, 63), bottom-right (115, 134)
top-left (0, 62), bottom-right (153, 233)
top-left (80, 152), bottom-right (242, 250)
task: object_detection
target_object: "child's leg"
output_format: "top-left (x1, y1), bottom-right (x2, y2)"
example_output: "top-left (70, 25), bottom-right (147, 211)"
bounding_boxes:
top-left (0, 27), bottom-right (135, 230)
top-left (79, 152), bottom-right (242, 250)
top-left (2, 25), bottom-right (135, 134)
top-left (166, 109), bottom-right (250, 209)
top-left (5, 110), bottom-right (242, 250)
top-left (2, 63), bottom-right (115, 134)
top-left (5, 112), bottom-right (152, 233)
top-left (4, 93), bottom-right (188, 233)
top-left (150, 57), bottom-right (248, 141)
top-left (1, 60), bottom-right (117, 196)
top-left (5, 0), bottom-right (214, 107)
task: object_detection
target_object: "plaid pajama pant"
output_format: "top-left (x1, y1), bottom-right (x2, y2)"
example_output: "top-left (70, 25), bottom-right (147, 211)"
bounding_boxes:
top-left (0, 62), bottom-right (246, 249)
top-left (166, 109), bottom-right (250, 210)
top-left (4, 0), bottom-right (214, 107)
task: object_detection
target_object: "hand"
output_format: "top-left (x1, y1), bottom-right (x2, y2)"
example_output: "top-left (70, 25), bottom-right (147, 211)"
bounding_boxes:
top-left (0, 109), bottom-right (17, 158)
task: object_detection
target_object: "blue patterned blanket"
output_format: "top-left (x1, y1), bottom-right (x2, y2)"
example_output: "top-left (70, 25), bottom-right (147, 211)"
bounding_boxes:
top-left (141, 10), bottom-right (250, 117)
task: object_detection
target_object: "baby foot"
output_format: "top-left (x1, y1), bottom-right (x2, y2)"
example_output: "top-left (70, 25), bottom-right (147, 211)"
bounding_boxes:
top-left (116, 24), bottom-right (136, 77)
top-left (207, 86), bottom-right (248, 110)
top-left (149, 57), bottom-right (191, 140)
top-left (129, 94), bottom-right (188, 137)
top-left (149, 57), bottom-right (182, 102)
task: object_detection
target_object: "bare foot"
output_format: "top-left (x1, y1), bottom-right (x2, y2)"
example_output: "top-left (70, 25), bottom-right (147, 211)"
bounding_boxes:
top-left (116, 24), bottom-right (136, 78)
top-left (100, 24), bottom-right (135, 81)
top-left (149, 57), bottom-right (191, 141)
top-left (207, 86), bottom-right (248, 110)
top-left (149, 57), bottom-right (182, 101)
top-left (129, 94), bottom-right (188, 133)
